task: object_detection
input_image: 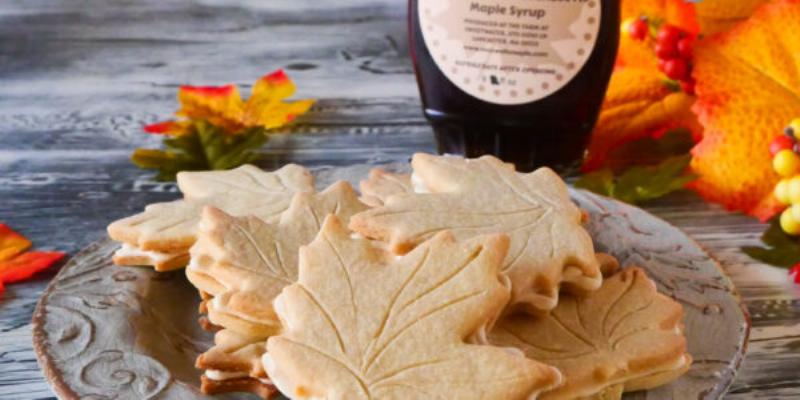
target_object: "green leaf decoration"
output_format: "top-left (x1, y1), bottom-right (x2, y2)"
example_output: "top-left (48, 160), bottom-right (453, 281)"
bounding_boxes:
top-left (575, 155), bottom-right (696, 205)
top-left (603, 129), bottom-right (696, 172)
top-left (131, 121), bottom-right (268, 181)
top-left (742, 218), bottom-right (800, 268)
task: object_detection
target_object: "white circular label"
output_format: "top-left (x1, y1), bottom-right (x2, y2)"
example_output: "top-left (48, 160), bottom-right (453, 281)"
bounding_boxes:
top-left (419, 0), bottom-right (602, 105)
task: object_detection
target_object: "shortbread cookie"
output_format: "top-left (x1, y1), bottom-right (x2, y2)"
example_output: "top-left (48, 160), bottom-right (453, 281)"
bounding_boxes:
top-left (197, 329), bottom-right (268, 380)
top-left (197, 330), bottom-right (276, 398)
top-left (178, 164), bottom-right (312, 200)
top-left (359, 168), bottom-right (413, 207)
top-left (350, 153), bottom-right (602, 313)
top-left (107, 164), bottom-right (313, 270)
top-left (112, 244), bottom-right (189, 272)
top-left (186, 181), bottom-right (368, 338)
top-left (200, 375), bottom-right (276, 399)
top-left (489, 268), bottom-right (691, 400)
top-left (264, 215), bottom-right (562, 400)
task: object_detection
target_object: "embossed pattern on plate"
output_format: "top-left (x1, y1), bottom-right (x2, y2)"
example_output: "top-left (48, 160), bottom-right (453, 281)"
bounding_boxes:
top-left (33, 165), bottom-right (749, 399)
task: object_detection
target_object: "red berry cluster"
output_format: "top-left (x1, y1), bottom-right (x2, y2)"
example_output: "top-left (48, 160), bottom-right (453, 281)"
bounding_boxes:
top-left (627, 19), bottom-right (696, 94)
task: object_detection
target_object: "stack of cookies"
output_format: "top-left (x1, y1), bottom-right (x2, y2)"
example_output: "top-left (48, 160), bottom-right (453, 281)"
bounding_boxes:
top-left (107, 154), bottom-right (692, 399)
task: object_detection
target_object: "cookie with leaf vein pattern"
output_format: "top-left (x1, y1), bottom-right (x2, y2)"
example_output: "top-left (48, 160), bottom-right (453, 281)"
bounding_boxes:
top-left (359, 168), bottom-right (413, 207)
top-left (186, 180), bottom-right (368, 337)
top-left (264, 215), bottom-right (562, 400)
top-left (107, 164), bottom-right (313, 271)
top-left (489, 267), bottom-right (691, 400)
top-left (196, 328), bottom-right (277, 399)
top-left (350, 153), bottom-right (602, 313)
top-left (187, 181), bottom-right (367, 398)
top-left (178, 164), bottom-right (313, 200)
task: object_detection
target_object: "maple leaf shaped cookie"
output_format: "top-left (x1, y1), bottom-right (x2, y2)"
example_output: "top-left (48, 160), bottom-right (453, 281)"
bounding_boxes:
top-left (178, 164), bottom-right (313, 199)
top-left (107, 164), bottom-right (313, 271)
top-left (350, 154), bottom-right (602, 313)
top-left (264, 215), bottom-right (562, 400)
top-left (196, 328), bottom-right (277, 398)
top-left (489, 268), bottom-right (691, 400)
top-left (186, 181), bottom-right (368, 337)
top-left (359, 168), bottom-right (413, 207)
top-left (198, 328), bottom-right (268, 379)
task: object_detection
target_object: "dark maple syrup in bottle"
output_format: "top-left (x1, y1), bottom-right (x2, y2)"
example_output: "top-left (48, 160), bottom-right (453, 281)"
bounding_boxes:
top-left (409, 0), bottom-right (619, 173)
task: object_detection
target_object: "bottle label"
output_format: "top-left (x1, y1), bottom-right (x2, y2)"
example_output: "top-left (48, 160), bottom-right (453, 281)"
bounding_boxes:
top-left (418, 0), bottom-right (601, 105)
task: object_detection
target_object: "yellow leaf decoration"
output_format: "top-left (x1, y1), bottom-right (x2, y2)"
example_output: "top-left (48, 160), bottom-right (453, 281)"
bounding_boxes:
top-left (146, 70), bottom-right (314, 136)
top-left (242, 71), bottom-right (315, 129)
top-left (0, 224), bottom-right (31, 262)
top-left (690, 0), bottom-right (800, 218)
top-left (265, 216), bottom-right (562, 400)
top-left (177, 84), bottom-right (244, 133)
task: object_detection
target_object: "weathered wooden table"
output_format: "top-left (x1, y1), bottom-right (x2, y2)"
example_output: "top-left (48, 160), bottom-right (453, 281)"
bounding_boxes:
top-left (1, 1), bottom-right (798, 399)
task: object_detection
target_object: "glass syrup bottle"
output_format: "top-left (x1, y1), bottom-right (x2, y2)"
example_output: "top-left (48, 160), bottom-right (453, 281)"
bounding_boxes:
top-left (409, 0), bottom-right (620, 172)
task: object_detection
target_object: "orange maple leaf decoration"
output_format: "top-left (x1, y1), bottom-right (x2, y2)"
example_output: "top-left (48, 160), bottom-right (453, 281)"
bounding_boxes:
top-left (621, 0), bottom-right (699, 35)
top-left (695, 0), bottom-right (769, 35)
top-left (146, 70), bottom-right (314, 136)
top-left (0, 224), bottom-right (65, 293)
top-left (691, 0), bottom-right (800, 219)
top-left (585, 0), bottom-right (700, 171)
top-left (585, 69), bottom-right (700, 170)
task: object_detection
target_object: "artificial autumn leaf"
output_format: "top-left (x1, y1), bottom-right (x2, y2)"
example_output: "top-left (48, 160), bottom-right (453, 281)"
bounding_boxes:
top-left (585, 69), bottom-right (700, 171)
top-left (742, 217), bottom-right (800, 268)
top-left (0, 223), bottom-right (31, 261)
top-left (265, 216), bottom-right (562, 399)
top-left (598, 0), bottom-right (702, 170)
top-left (694, 0), bottom-right (769, 35)
top-left (621, 0), bottom-right (699, 35)
top-left (615, 34), bottom-right (660, 71)
top-left (489, 268), bottom-right (690, 400)
top-left (690, 0), bottom-right (800, 219)
top-left (0, 252), bottom-right (65, 283)
top-left (132, 121), bottom-right (268, 181)
top-left (0, 224), bottom-right (65, 291)
top-left (149, 70), bottom-right (314, 137)
top-left (350, 154), bottom-right (602, 313)
top-left (187, 181), bottom-right (368, 337)
top-left (601, 129), bottom-right (696, 172)
top-left (107, 164), bottom-right (314, 270)
top-left (134, 70), bottom-right (313, 180)
top-left (576, 155), bottom-right (696, 205)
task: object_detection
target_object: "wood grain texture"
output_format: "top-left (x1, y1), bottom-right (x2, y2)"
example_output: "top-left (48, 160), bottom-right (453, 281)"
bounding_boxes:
top-left (0, 0), bottom-right (798, 399)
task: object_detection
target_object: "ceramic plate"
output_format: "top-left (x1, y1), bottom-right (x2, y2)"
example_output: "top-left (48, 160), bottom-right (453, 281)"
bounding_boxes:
top-left (32, 164), bottom-right (750, 399)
